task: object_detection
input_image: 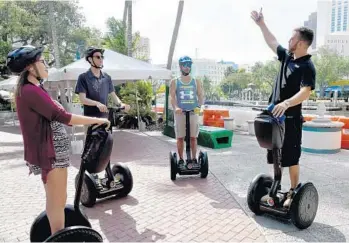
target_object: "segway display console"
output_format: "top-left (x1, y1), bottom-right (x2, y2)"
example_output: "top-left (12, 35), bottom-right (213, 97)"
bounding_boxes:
top-left (29, 123), bottom-right (110, 242)
top-left (247, 104), bottom-right (319, 229)
top-left (170, 109), bottom-right (209, 180)
top-left (75, 106), bottom-right (133, 207)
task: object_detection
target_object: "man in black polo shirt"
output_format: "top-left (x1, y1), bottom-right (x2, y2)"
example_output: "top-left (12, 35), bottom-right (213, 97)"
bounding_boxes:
top-left (75, 46), bottom-right (130, 182)
top-left (251, 9), bottom-right (316, 207)
top-left (75, 46), bottom-right (130, 120)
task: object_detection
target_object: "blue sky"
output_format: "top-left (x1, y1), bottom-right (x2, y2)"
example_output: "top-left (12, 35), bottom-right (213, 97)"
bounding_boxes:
top-left (79, 0), bottom-right (319, 65)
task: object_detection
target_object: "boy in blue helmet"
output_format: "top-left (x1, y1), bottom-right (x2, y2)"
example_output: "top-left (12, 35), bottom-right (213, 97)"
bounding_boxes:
top-left (170, 56), bottom-right (204, 164)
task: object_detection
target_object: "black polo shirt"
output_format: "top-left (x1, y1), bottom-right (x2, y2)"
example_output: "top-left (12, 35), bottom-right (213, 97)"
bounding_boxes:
top-left (270, 45), bottom-right (316, 117)
top-left (75, 69), bottom-right (114, 118)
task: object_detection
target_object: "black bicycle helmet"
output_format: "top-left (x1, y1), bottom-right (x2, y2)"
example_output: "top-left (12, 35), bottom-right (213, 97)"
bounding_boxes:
top-left (6, 45), bottom-right (44, 74)
top-left (85, 46), bottom-right (104, 69)
top-left (85, 46), bottom-right (104, 61)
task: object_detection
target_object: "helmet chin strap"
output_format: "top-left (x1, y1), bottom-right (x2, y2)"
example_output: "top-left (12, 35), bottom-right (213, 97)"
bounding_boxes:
top-left (33, 65), bottom-right (44, 83)
top-left (27, 65), bottom-right (43, 84)
top-left (180, 66), bottom-right (191, 76)
top-left (90, 58), bottom-right (103, 69)
top-left (181, 71), bottom-right (190, 76)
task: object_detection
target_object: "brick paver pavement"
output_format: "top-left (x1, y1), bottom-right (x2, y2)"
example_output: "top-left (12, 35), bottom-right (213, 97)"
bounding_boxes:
top-left (0, 125), bottom-right (266, 242)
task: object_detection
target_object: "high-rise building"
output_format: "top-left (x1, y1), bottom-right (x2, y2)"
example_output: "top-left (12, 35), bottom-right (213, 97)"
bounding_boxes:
top-left (330, 0), bottom-right (349, 32)
top-left (316, 0), bottom-right (332, 47)
top-left (304, 12), bottom-right (317, 49)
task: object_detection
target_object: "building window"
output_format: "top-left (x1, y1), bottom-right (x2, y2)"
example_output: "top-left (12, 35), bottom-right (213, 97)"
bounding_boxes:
top-left (332, 8), bottom-right (336, 32)
top-left (338, 6), bottom-right (342, 31)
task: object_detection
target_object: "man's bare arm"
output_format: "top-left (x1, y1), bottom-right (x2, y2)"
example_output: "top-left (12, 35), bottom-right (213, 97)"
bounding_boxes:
top-left (78, 93), bottom-right (100, 106)
top-left (259, 23), bottom-right (280, 54)
top-left (196, 79), bottom-right (204, 106)
top-left (170, 80), bottom-right (179, 110)
top-left (285, 87), bottom-right (312, 107)
top-left (110, 92), bottom-right (122, 105)
top-left (251, 10), bottom-right (279, 54)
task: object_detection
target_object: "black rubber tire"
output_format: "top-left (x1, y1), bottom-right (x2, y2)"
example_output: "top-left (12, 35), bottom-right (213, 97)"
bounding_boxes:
top-left (200, 151), bottom-right (209, 178)
top-left (290, 182), bottom-right (319, 229)
top-left (247, 174), bottom-right (273, 215)
top-left (30, 205), bottom-right (91, 242)
top-left (111, 163), bottom-right (133, 197)
top-left (75, 173), bottom-right (97, 208)
top-left (45, 226), bottom-right (103, 242)
top-left (170, 152), bottom-right (177, 181)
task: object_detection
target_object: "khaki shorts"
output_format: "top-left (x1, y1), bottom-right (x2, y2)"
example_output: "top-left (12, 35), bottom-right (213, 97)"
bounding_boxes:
top-left (174, 113), bottom-right (199, 139)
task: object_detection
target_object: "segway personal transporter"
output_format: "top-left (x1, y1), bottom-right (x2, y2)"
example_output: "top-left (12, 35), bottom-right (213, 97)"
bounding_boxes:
top-left (247, 104), bottom-right (319, 229)
top-left (170, 109), bottom-right (209, 180)
top-left (29, 123), bottom-right (112, 242)
top-left (75, 106), bottom-right (133, 207)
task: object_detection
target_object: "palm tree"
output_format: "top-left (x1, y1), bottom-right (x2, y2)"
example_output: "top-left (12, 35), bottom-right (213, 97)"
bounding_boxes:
top-left (123, 1), bottom-right (128, 27)
top-left (127, 1), bottom-right (132, 57)
top-left (48, 1), bottom-right (60, 68)
top-left (164, 0), bottom-right (184, 134)
top-left (166, 0), bottom-right (184, 70)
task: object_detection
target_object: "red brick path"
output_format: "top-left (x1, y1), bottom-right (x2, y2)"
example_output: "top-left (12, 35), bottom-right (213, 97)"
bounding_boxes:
top-left (0, 127), bottom-right (266, 242)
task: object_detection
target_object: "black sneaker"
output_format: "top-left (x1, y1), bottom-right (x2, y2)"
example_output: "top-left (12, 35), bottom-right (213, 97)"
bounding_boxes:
top-left (178, 159), bottom-right (184, 165)
top-left (192, 158), bottom-right (198, 164)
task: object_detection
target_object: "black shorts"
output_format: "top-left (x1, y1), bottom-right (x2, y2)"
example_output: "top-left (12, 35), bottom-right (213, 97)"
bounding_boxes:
top-left (267, 116), bottom-right (304, 167)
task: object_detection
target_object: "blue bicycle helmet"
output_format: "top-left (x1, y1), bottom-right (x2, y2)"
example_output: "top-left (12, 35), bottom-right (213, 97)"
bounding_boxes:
top-left (178, 55), bottom-right (193, 76)
top-left (6, 45), bottom-right (44, 74)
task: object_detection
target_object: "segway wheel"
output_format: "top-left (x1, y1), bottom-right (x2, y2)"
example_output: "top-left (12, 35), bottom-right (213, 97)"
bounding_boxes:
top-left (170, 152), bottom-right (177, 180)
top-left (111, 163), bottom-right (133, 197)
top-left (290, 182), bottom-right (319, 229)
top-left (247, 174), bottom-right (273, 215)
top-left (75, 173), bottom-right (97, 208)
top-left (30, 205), bottom-right (91, 242)
top-left (199, 151), bottom-right (209, 178)
top-left (45, 226), bottom-right (103, 242)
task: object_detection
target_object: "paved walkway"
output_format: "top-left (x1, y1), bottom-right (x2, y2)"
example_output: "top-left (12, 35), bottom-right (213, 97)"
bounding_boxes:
top-left (0, 124), bottom-right (266, 242)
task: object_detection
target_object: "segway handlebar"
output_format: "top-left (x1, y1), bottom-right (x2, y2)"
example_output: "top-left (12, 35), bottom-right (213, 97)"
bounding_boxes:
top-left (181, 106), bottom-right (202, 113)
top-left (108, 106), bottom-right (126, 113)
top-left (266, 103), bottom-right (286, 123)
top-left (91, 122), bottom-right (110, 131)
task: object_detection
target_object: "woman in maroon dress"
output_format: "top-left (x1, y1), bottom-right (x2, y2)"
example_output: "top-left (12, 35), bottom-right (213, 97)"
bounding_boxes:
top-left (6, 46), bottom-right (110, 236)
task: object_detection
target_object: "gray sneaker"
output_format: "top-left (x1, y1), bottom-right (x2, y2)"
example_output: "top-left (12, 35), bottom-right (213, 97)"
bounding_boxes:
top-left (283, 188), bottom-right (294, 208)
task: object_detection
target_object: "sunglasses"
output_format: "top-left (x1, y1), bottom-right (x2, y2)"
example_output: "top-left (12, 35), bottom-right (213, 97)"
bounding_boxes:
top-left (93, 55), bottom-right (104, 60)
top-left (180, 62), bottom-right (192, 68)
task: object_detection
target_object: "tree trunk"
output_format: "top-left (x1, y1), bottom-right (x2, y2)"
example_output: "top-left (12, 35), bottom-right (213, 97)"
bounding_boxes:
top-left (166, 0), bottom-right (184, 70)
top-left (165, 0), bottom-right (184, 128)
top-left (127, 1), bottom-right (132, 57)
top-left (123, 1), bottom-right (128, 28)
top-left (48, 1), bottom-right (61, 68)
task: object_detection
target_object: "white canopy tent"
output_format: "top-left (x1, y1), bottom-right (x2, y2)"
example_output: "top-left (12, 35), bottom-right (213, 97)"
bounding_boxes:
top-left (0, 69), bottom-right (59, 125)
top-left (46, 49), bottom-right (172, 86)
top-left (0, 68), bottom-right (58, 92)
top-left (0, 76), bottom-right (19, 91)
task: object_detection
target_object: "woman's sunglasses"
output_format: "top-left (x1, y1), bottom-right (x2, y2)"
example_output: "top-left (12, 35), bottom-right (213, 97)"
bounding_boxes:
top-left (93, 55), bottom-right (104, 60)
